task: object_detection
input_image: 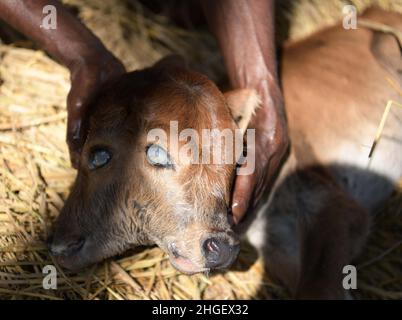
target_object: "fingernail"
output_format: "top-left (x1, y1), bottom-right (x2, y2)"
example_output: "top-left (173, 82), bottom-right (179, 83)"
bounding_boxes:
top-left (71, 157), bottom-right (79, 169)
top-left (71, 121), bottom-right (81, 141)
top-left (231, 202), bottom-right (243, 224)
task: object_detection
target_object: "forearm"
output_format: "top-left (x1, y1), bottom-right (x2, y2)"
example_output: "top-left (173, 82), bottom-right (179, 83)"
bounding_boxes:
top-left (202, 0), bottom-right (278, 89)
top-left (0, 0), bottom-right (109, 70)
top-left (202, 0), bottom-right (285, 140)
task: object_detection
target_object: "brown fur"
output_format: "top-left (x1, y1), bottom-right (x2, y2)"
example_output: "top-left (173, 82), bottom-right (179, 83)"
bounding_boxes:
top-left (50, 8), bottom-right (402, 298)
top-left (244, 7), bottom-right (402, 298)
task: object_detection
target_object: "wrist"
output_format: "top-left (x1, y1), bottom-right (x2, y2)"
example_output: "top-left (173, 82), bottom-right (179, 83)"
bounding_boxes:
top-left (252, 77), bottom-right (284, 115)
top-left (66, 43), bottom-right (110, 71)
top-left (249, 81), bottom-right (288, 142)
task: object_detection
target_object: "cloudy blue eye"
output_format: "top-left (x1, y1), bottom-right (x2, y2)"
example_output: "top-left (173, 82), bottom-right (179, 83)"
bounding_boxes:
top-left (146, 144), bottom-right (173, 169)
top-left (88, 149), bottom-right (111, 170)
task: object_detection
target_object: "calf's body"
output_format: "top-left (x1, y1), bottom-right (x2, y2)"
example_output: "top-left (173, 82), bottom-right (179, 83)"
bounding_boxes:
top-left (245, 8), bottom-right (402, 298)
top-left (50, 8), bottom-right (402, 299)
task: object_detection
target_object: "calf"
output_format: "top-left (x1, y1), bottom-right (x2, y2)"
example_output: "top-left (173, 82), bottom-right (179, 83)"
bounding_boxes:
top-left (49, 8), bottom-right (402, 298)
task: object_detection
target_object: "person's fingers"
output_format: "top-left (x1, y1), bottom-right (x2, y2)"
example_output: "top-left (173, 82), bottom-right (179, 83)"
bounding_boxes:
top-left (66, 115), bottom-right (83, 169)
top-left (66, 105), bottom-right (84, 169)
top-left (231, 173), bottom-right (255, 224)
top-left (66, 79), bottom-right (95, 168)
top-left (65, 54), bottom-right (126, 169)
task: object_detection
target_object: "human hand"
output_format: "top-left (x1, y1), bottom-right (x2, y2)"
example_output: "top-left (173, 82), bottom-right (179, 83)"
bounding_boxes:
top-left (67, 53), bottom-right (125, 168)
top-left (231, 81), bottom-right (289, 224)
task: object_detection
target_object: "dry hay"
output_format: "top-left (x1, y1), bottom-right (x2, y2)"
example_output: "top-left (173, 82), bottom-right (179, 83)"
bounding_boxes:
top-left (0, 0), bottom-right (401, 300)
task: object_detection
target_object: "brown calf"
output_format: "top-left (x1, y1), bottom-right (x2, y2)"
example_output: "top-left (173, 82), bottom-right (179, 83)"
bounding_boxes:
top-left (49, 8), bottom-right (402, 298)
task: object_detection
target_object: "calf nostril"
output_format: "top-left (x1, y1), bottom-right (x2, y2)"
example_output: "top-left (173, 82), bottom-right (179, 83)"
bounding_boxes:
top-left (203, 237), bottom-right (236, 269)
top-left (206, 239), bottom-right (220, 254)
top-left (204, 238), bottom-right (221, 257)
top-left (49, 238), bottom-right (85, 256)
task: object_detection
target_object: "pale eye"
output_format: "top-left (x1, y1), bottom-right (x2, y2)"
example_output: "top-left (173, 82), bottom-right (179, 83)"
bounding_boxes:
top-left (88, 149), bottom-right (111, 170)
top-left (146, 144), bottom-right (173, 169)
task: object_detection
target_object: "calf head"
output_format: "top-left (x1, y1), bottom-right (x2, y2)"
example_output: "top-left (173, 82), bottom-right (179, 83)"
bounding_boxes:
top-left (49, 57), bottom-right (259, 274)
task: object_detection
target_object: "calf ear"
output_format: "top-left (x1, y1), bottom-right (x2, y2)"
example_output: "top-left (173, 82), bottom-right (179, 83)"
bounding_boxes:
top-left (224, 89), bottom-right (261, 134)
top-left (152, 54), bottom-right (187, 71)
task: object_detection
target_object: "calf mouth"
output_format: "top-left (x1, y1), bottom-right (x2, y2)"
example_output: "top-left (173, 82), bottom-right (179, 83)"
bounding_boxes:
top-left (166, 233), bottom-right (241, 275)
top-left (167, 243), bottom-right (210, 275)
top-left (169, 256), bottom-right (211, 275)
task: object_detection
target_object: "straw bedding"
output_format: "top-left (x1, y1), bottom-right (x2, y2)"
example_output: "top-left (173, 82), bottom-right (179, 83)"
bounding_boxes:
top-left (0, 0), bottom-right (401, 299)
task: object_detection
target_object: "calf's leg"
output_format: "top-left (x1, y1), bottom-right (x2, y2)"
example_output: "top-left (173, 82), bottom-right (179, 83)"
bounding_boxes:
top-left (249, 165), bottom-right (371, 299)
